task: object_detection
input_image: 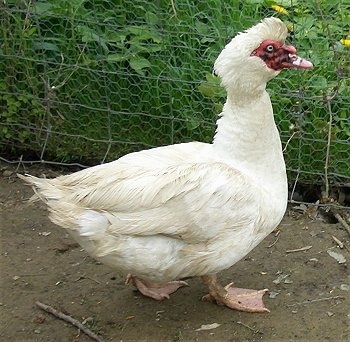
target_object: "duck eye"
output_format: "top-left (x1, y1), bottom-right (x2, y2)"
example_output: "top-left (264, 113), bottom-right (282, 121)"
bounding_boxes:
top-left (266, 45), bottom-right (275, 52)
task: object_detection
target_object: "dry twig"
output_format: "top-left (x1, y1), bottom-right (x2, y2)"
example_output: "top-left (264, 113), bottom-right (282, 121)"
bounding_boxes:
top-left (170, 0), bottom-right (177, 16)
top-left (286, 245), bottom-right (312, 253)
top-left (333, 212), bottom-right (350, 237)
top-left (287, 295), bottom-right (344, 307)
top-left (315, 3), bottom-right (342, 201)
top-left (267, 231), bottom-right (280, 248)
top-left (324, 97), bottom-right (333, 200)
top-left (35, 301), bottom-right (104, 342)
top-left (74, 275), bottom-right (101, 284)
top-left (282, 131), bottom-right (297, 153)
top-left (332, 235), bottom-right (344, 248)
top-left (236, 321), bottom-right (263, 334)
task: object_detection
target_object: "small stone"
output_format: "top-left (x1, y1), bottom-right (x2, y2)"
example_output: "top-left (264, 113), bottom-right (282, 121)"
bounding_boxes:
top-left (327, 249), bottom-right (346, 264)
top-left (34, 329), bottom-right (41, 334)
top-left (327, 311), bottom-right (334, 317)
top-left (13, 276), bottom-right (20, 281)
top-left (3, 170), bottom-right (13, 177)
top-left (273, 274), bottom-right (289, 284)
top-left (82, 317), bottom-right (94, 325)
top-left (308, 258), bottom-right (318, 262)
top-left (269, 291), bottom-right (279, 299)
top-left (340, 284), bottom-right (350, 291)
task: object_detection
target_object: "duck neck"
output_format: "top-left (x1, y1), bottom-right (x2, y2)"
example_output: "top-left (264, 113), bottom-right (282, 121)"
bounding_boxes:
top-left (212, 86), bottom-right (287, 190)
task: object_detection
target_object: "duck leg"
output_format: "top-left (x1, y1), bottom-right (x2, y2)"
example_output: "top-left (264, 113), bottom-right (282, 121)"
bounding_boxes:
top-left (126, 274), bottom-right (188, 300)
top-left (201, 274), bottom-right (269, 313)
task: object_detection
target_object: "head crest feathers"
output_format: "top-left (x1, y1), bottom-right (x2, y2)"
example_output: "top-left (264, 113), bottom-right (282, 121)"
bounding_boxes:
top-left (214, 17), bottom-right (288, 89)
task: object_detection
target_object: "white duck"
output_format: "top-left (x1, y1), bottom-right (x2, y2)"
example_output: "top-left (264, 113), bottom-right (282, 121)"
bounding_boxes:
top-left (19, 17), bottom-right (312, 313)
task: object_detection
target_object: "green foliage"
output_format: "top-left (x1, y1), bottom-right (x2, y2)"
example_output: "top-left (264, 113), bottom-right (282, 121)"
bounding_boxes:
top-left (0, 0), bottom-right (349, 183)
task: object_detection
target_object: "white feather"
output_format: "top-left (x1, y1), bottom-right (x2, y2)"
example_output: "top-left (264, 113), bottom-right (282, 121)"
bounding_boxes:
top-left (78, 210), bottom-right (109, 237)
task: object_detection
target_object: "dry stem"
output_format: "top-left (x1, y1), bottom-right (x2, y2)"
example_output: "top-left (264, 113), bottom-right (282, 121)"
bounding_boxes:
top-left (267, 231), bottom-right (280, 248)
top-left (170, 0), bottom-right (177, 16)
top-left (324, 98), bottom-right (333, 199)
top-left (35, 301), bottom-right (104, 342)
top-left (286, 245), bottom-right (312, 253)
top-left (287, 295), bottom-right (344, 307)
top-left (236, 321), bottom-right (262, 334)
top-left (333, 212), bottom-right (350, 237)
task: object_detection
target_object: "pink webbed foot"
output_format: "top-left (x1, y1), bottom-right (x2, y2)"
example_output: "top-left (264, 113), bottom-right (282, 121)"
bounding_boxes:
top-left (201, 275), bottom-right (269, 313)
top-left (125, 274), bottom-right (188, 300)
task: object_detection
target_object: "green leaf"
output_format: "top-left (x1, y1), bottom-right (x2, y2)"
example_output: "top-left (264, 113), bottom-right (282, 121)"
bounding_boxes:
top-left (34, 2), bottom-right (55, 15)
top-left (185, 115), bottom-right (201, 130)
top-left (129, 56), bottom-right (151, 74)
top-left (25, 27), bottom-right (37, 37)
top-left (145, 11), bottom-right (159, 26)
top-left (198, 73), bottom-right (225, 98)
top-left (195, 21), bottom-right (210, 35)
top-left (33, 41), bottom-right (60, 52)
top-left (309, 75), bottom-right (328, 89)
top-left (198, 83), bottom-right (217, 98)
top-left (76, 25), bottom-right (108, 51)
top-left (106, 32), bottom-right (127, 45)
top-left (127, 26), bottom-right (162, 43)
top-left (200, 37), bottom-right (215, 44)
top-left (107, 54), bottom-right (129, 62)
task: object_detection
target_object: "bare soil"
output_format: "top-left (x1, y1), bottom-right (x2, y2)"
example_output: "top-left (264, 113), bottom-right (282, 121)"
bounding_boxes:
top-left (1, 164), bottom-right (349, 341)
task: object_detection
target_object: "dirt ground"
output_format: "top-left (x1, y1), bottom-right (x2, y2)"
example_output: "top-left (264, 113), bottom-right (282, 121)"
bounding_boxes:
top-left (1, 163), bottom-right (349, 342)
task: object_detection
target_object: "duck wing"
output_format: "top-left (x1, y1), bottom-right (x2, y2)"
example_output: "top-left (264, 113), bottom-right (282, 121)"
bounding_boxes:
top-left (24, 143), bottom-right (259, 244)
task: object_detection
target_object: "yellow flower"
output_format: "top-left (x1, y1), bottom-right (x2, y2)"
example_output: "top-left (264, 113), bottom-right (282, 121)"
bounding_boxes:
top-left (271, 4), bottom-right (289, 15)
top-left (340, 39), bottom-right (350, 47)
top-left (286, 23), bottom-right (294, 32)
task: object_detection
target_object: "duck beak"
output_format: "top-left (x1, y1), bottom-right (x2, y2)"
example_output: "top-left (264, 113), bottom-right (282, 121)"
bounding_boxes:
top-left (286, 54), bottom-right (313, 69)
top-left (279, 45), bottom-right (313, 69)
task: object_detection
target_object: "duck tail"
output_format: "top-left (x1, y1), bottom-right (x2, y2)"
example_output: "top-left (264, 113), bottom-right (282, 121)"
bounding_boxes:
top-left (17, 173), bottom-right (109, 238)
top-left (17, 173), bottom-right (63, 203)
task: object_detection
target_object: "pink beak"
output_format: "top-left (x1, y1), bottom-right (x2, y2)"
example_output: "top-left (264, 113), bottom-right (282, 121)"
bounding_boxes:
top-left (288, 54), bottom-right (313, 69)
top-left (282, 44), bottom-right (313, 69)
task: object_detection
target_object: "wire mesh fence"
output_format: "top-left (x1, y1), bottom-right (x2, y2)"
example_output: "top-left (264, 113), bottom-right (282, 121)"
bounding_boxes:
top-left (1, 1), bottom-right (349, 193)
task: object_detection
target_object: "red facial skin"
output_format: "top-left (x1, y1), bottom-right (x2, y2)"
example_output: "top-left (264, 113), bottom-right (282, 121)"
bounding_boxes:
top-left (251, 39), bottom-right (298, 71)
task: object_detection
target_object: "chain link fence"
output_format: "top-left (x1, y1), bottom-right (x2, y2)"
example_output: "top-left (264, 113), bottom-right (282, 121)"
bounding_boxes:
top-left (1, 1), bottom-right (349, 197)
